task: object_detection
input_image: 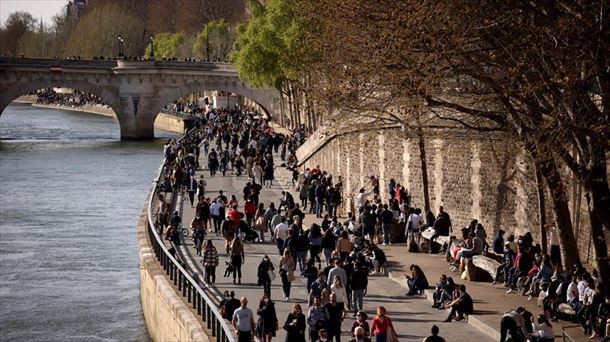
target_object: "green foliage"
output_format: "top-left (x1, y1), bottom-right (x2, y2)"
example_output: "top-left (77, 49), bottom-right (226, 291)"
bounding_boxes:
top-left (231, 0), bottom-right (311, 89)
top-left (64, 3), bottom-right (144, 57)
top-left (145, 32), bottom-right (186, 59)
top-left (193, 19), bottom-right (232, 61)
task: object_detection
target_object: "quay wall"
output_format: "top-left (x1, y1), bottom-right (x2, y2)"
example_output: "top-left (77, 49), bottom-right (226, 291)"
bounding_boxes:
top-left (137, 189), bottom-right (209, 342)
top-left (13, 96), bottom-right (187, 134)
top-left (296, 127), bottom-right (599, 262)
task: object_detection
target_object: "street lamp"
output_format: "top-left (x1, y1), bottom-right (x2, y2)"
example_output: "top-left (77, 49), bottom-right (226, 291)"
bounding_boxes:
top-left (117, 35), bottom-right (124, 59)
top-left (149, 36), bottom-right (155, 61)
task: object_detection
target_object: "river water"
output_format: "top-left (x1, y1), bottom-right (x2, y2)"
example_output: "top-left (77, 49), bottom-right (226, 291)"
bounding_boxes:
top-left (0, 103), bottom-right (178, 341)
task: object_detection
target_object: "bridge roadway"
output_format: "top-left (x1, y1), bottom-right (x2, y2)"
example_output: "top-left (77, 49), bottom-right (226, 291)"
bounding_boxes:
top-left (174, 153), bottom-right (493, 342)
top-left (0, 58), bottom-right (279, 139)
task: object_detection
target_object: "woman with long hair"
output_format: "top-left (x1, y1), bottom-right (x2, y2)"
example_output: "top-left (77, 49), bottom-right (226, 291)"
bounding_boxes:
top-left (256, 294), bottom-right (278, 342)
top-left (321, 228), bottom-right (337, 266)
top-left (279, 249), bottom-right (296, 300)
top-left (202, 239), bottom-right (218, 284)
top-left (257, 254), bottom-right (275, 296)
top-left (370, 306), bottom-right (395, 342)
top-left (308, 224), bottom-right (323, 267)
top-left (331, 275), bottom-right (348, 306)
top-left (283, 304), bottom-right (306, 342)
top-left (336, 230), bottom-right (353, 262)
top-left (230, 236), bottom-right (244, 285)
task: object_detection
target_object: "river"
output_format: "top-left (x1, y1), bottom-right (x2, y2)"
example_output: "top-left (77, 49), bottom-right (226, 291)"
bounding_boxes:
top-left (0, 103), bottom-right (178, 341)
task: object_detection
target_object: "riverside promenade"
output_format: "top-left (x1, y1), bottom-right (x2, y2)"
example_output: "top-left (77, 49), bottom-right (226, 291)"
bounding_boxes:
top-left (173, 153), bottom-right (495, 342)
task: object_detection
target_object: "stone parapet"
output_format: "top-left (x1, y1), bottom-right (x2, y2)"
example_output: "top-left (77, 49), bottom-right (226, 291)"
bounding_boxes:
top-left (136, 191), bottom-right (209, 342)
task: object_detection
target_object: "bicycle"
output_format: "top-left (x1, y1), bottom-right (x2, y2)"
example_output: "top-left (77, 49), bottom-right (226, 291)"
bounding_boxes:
top-left (180, 225), bottom-right (190, 238)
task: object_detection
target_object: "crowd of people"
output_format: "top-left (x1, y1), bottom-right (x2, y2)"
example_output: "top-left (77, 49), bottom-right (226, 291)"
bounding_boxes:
top-left (32, 88), bottom-right (104, 108)
top-left (153, 101), bottom-right (608, 342)
top-left (153, 105), bottom-right (449, 342)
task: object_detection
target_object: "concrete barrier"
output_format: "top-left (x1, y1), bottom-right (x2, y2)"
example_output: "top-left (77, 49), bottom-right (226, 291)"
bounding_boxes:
top-left (136, 192), bottom-right (209, 342)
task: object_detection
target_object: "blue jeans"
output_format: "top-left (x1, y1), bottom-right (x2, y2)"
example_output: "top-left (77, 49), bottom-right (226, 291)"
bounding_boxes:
top-left (352, 289), bottom-right (365, 312)
top-left (294, 251), bottom-right (306, 271)
top-left (382, 223), bottom-right (392, 244)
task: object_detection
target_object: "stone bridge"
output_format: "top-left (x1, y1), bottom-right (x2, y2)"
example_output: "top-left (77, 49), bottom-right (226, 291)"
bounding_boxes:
top-left (0, 58), bottom-right (280, 139)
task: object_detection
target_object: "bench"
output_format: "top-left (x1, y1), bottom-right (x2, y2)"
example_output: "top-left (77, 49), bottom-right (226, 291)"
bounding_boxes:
top-left (463, 256), bottom-right (495, 282)
top-left (471, 255), bottom-right (501, 282)
top-left (420, 227), bottom-right (450, 252)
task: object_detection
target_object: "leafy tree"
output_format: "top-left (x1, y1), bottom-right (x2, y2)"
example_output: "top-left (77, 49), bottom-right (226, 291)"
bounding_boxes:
top-left (145, 32), bottom-right (186, 59)
top-left (193, 19), bottom-right (232, 61)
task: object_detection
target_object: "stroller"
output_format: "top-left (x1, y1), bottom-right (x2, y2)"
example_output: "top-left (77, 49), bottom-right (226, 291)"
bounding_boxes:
top-left (238, 221), bottom-right (259, 242)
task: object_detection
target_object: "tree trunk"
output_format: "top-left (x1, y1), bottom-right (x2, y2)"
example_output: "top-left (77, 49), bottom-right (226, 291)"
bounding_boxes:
top-left (534, 150), bottom-right (581, 271)
top-left (416, 127), bottom-right (431, 213)
top-left (535, 163), bottom-right (547, 254)
top-left (582, 145), bottom-right (610, 286)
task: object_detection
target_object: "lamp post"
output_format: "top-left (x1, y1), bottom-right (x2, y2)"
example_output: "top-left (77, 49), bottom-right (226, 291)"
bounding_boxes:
top-left (149, 35), bottom-right (155, 61)
top-left (117, 35), bottom-right (124, 59)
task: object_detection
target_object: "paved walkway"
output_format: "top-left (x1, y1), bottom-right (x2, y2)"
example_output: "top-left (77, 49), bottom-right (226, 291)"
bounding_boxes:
top-left (175, 153), bottom-right (494, 342)
top-left (384, 246), bottom-right (587, 341)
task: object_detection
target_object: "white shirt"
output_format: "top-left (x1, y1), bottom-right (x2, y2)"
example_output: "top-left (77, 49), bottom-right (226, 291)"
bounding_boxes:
top-left (566, 282), bottom-right (578, 302)
top-left (331, 285), bottom-right (348, 303)
top-left (583, 287), bottom-right (595, 305)
top-left (531, 322), bottom-right (553, 339)
top-left (356, 192), bottom-right (368, 208)
top-left (274, 223), bottom-right (290, 240)
top-left (547, 226), bottom-right (559, 246)
top-left (577, 280), bottom-right (588, 302)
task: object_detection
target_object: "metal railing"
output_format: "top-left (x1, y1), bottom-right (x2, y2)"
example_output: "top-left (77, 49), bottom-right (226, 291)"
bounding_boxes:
top-left (561, 327), bottom-right (576, 342)
top-left (146, 130), bottom-right (235, 342)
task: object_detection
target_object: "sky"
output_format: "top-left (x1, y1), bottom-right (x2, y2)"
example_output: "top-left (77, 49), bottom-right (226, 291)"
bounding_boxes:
top-left (0, 0), bottom-right (69, 27)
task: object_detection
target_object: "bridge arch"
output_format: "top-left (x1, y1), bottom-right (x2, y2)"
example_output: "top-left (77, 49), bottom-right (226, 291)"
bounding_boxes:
top-left (152, 81), bottom-right (277, 120)
top-left (0, 81), bottom-right (121, 118)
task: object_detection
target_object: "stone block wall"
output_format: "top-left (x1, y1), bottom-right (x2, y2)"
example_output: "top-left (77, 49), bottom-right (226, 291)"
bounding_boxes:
top-left (298, 127), bottom-right (597, 262)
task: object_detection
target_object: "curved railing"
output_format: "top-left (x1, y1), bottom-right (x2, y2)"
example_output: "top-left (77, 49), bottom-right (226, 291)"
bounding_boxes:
top-left (146, 130), bottom-right (235, 342)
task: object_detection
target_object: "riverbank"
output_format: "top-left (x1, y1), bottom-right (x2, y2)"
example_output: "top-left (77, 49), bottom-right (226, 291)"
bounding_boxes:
top-left (13, 96), bottom-right (188, 134)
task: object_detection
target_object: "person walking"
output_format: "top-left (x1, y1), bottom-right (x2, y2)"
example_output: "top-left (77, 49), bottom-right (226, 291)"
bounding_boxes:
top-left (321, 229), bottom-right (337, 266)
top-left (307, 296), bottom-right (327, 342)
top-left (274, 216), bottom-right (290, 256)
top-left (232, 297), bottom-right (255, 342)
top-left (256, 295), bottom-right (279, 342)
top-left (324, 293), bottom-right (347, 342)
top-left (330, 275), bottom-right (348, 308)
top-left (351, 261), bottom-right (369, 314)
top-left (187, 174), bottom-right (198, 208)
top-left (231, 237), bottom-right (245, 285)
top-left (202, 239), bottom-right (219, 284)
top-left (283, 304), bottom-right (307, 342)
top-left (370, 306), bottom-right (395, 342)
top-left (279, 249), bottom-right (296, 300)
top-left (378, 204), bottom-right (394, 245)
top-left (257, 255), bottom-right (275, 296)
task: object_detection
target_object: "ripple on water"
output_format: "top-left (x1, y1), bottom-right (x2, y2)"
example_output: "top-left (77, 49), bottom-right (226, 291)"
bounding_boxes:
top-left (1, 104), bottom-right (178, 341)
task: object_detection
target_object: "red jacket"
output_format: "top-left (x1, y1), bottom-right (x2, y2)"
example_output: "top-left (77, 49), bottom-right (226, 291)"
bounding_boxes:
top-left (244, 201), bottom-right (257, 215)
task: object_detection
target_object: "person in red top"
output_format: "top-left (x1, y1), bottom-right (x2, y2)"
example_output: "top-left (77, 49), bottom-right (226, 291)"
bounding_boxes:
top-left (228, 204), bottom-right (243, 226)
top-left (370, 306), bottom-right (395, 342)
top-left (244, 198), bottom-right (257, 228)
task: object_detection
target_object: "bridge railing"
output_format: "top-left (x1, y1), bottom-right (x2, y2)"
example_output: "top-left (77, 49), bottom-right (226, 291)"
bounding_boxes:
top-left (146, 130), bottom-right (235, 342)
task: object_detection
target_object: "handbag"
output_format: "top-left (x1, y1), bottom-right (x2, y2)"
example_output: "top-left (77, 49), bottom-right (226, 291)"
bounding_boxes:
top-left (268, 269), bottom-right (276, 281)
top-left (385, 325), bottom-right (399, 342)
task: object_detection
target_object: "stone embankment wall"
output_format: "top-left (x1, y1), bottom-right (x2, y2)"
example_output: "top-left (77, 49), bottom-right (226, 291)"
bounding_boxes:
top-left (297, 127), bottom-right (596, 261)
top-left (137, 191), bottom-right (209, 342)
